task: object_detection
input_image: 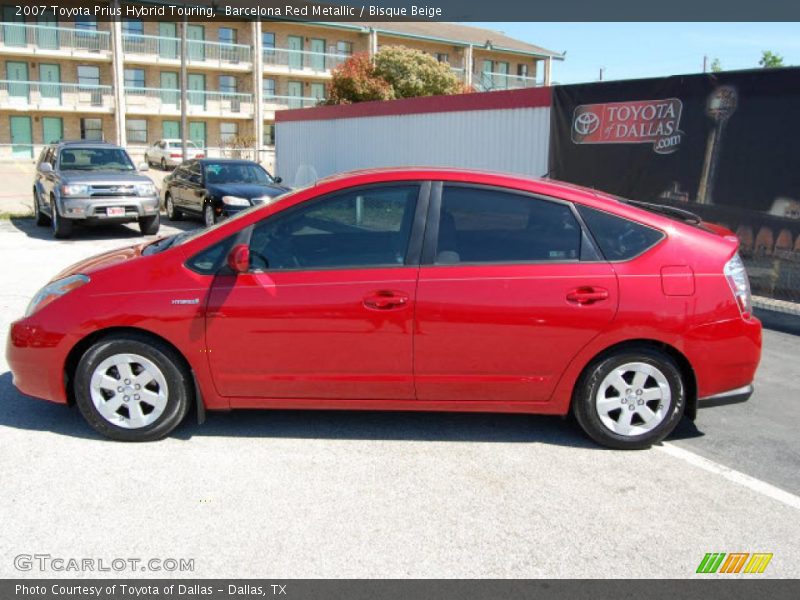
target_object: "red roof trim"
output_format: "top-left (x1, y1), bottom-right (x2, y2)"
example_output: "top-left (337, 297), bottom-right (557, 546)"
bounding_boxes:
top-left (275, 86), bottom-right (552, 123)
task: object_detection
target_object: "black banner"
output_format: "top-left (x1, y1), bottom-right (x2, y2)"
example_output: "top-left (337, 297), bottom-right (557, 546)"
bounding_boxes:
top-left (549, 67), bottom-right (800, 303)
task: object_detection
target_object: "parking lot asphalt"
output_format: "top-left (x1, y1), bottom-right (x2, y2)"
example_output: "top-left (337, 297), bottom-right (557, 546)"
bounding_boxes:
top-left (0, 217), bottom-right (798, 578)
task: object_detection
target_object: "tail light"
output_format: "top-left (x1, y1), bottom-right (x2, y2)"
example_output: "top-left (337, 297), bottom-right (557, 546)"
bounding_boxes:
top-left (170, 153), bottom-right (182, 158)
top-left (196, 153), bottom-right (205, 158)
top-left (724, 253), bottom-right (752, 318)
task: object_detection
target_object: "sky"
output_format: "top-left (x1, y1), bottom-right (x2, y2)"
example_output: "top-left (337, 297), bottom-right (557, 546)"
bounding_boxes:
top-left (472, 22), bottom-right (800, 84)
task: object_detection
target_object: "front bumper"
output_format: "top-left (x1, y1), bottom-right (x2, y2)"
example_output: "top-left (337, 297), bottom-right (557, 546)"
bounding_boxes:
top-left (59, 195), bottom-right (160, 220)
top-left (698, 384), bottom-right (754, 408)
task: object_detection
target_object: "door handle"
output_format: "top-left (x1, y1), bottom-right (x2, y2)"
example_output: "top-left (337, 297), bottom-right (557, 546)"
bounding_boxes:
top-left (363, 290), bottom-right (409, 310)
top-left (566, 286), bottom-right (609, 305)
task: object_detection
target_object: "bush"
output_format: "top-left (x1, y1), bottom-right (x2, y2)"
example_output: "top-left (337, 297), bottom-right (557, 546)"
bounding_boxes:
top-left (327, 53), bottom-right (395, 105)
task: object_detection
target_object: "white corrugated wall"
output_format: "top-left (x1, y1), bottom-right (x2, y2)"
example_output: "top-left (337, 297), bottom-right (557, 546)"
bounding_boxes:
top-left (275, 106), bottom-right (551, 187)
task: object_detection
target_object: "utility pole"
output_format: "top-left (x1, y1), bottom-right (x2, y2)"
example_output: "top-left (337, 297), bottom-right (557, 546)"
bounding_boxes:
top-left (180, 15), bottom-right (188, 160)
top-left (599, 67), bottom-right (604, 81)
top-left (703, 55), bottom-right (708, 73)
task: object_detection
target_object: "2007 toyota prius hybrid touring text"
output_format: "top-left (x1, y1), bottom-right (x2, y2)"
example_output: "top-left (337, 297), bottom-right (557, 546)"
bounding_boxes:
top-left (6, 169), bottom-right (762, 449)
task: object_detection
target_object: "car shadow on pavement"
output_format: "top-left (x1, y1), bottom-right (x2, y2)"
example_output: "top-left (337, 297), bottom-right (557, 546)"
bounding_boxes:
top-left (0, 372), bottom-right (704, 448)
top-left (8, 216), bottom-right (199, 241)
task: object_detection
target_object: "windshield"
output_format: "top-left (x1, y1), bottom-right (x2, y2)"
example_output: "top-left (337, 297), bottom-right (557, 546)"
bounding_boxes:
top-left (58, 147), bottom-right (135, 171)
top-left (204, 162), bottom-right (274, 185)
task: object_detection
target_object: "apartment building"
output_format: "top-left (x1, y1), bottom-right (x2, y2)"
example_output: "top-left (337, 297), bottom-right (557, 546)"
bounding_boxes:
top-left (0, 6), bottom-right (562, 165)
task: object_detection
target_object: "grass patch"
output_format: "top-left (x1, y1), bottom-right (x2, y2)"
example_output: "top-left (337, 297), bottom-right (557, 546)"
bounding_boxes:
top-left (0, 212), bottom-right (33, 220)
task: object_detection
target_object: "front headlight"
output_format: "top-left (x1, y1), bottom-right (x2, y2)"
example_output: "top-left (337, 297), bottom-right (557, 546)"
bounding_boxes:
top-left (221, 195), bottom-right (250, 207)
top-left (61, 184), bottom-right (90, 197)
top-left (135, 182), bottom-right (157, 196)
top-left (26, 274), bottom-right (90, 317)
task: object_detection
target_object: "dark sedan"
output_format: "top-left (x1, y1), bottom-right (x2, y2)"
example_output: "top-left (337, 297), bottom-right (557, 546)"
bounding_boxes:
top-left (161, 159), bottom-right (289, 227)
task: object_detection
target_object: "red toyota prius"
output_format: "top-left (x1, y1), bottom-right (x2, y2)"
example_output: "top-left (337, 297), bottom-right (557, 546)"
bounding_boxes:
top-left (6, 169), bottom-right (761, 449)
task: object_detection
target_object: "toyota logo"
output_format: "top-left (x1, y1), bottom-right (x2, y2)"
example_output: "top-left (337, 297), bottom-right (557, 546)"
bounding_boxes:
top-left (574, 111), bottom-right (600, 135)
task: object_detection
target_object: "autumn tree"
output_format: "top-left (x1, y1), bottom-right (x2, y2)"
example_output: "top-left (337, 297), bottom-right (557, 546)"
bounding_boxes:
top-left (326, 53), bottom-right (394, 105)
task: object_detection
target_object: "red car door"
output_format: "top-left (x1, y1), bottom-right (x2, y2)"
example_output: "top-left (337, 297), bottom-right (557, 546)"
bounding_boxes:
top-left (205, 183), bottom-right (426, 402)
top-left (414, 184), bottom-right (619, 404)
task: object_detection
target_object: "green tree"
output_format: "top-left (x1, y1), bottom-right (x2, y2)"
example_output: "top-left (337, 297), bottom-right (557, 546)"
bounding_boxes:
top-left (326, 53), bottom-right (395, 105)
top-left (710, 58), bottom-right (722, 73)
top-left (759, 50), bottom-right (785, 68)
top-left (373, 45), bottom-right (464, 98)
top-left (327, 46), bottom-right (465, 105)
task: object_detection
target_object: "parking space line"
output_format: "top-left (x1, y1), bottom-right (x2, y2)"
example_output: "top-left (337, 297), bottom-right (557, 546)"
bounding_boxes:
top-left (659, 442), bottom-right (800, 510)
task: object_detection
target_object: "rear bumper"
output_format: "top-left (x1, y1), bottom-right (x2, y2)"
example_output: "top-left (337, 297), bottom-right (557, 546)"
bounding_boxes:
top-left (698, 384), bottom-right (754, 408)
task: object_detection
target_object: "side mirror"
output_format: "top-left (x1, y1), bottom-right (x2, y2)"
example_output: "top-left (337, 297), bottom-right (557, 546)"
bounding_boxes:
top-left (273, 176), bottom-right (282, 184)
top-left (39, 163), bottom-right (53, 173)
top-left (138, 162), bottom-right (149, 172)
top-left (226, 244), bottom-right (250, 273)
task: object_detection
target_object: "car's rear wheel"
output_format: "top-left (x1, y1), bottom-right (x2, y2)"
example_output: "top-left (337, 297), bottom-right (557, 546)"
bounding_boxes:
top-left (572, 346), bottom-right (685, 450)
top-left (51, 197), bottom-right (73, 239)
top-left (203, 202), bottom-right (217, 228)
top-left (165, 194), bottom-right (181, 221)
top-left (74, 334), bottom-right (191, 442)
top-left (34, 189), bottom-right (50, 226)
top-left (139, 213), bottom-right (160, 235)
top-left (161, 158), bottom-right (167, 171)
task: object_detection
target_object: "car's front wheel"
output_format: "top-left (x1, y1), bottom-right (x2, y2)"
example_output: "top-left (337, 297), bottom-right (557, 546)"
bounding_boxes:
top-left (572, 346), bottom-right (685, 450)
top-left (74, 334), bottom-right (192, 442)
top-left (34, 189), bottom-right (50, 226)
top-left (139, 213), bottom-right (160, 235)
top-left (203, 202), bottom-right (217, 228)
top-left (51, 197), bottom-right (73, 239)
top-left (165, 194), bottom-right (181, 221)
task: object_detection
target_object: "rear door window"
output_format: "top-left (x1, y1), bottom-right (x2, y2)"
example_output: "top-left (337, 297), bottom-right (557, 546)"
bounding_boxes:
top-left (576, 205), bottom-right (664, 261)
top-left (433, 185), bottom-right (582, 264)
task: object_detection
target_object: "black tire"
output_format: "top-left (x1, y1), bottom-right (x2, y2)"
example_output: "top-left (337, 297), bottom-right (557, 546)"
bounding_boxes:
top-left (51, 197), bottom-right (73, 239)
top-left (139, 213), bottom-right (160, 235)
top-left (161, 158), bottom-right (167, 171)
top-left (74, 334), bottom-right (192, 442)
top-left (203, 202), bottom-right (217, 228)
top-left (572, 346), bottom-right (686, 450)
top-left (165, 193), bottom-right (182, 221)
top-left (34, 189), bottom-right (50, 226)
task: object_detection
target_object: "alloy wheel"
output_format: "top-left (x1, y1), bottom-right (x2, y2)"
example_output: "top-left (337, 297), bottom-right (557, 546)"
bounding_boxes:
top-left (89, 353), bottom-right (169, 429)
top-left (594, 362), bottom-right (671, 436)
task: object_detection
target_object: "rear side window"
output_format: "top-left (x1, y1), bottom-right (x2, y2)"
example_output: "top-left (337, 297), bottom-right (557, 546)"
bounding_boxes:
top-left (577, 205), bottom-right (664, 261)
top-left (434, 186), bottom-right (581, 264)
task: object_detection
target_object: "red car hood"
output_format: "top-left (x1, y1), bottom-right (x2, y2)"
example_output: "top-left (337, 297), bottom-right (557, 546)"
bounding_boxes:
top-left (53, 243), bottom-right (146, 280)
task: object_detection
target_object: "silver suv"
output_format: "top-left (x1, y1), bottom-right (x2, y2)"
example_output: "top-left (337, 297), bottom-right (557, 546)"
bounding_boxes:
top-left (33, 141), bottom-right (160, 239)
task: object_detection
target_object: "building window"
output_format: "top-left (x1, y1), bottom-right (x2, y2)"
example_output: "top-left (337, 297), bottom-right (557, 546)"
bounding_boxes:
top-left (220, 122), bottom-right (238, 145)
top-left (218, 27), bottom-right (237, 45)
top-left (74, 16), bottom-right (97, 31)
top-left (263, 78), bottom-right (275, 97)
top-left (219, 75), bottom-right (237, 94)
top-left (517, 64), bottom-right (529, 78)
top-left (121, 20), bottom-right (144, 35)
top-left (124, 68), bottom-right (145, 89)
top-left (126, 119), bottom-right (147, 143)
top-left (77, 65), bottom-right (100, 86)
top-left (262, 32), bottom-right (275, 54)
top-left (436, 53), bottom-right (449, 64)
top-left (310, 82), bottom-right (325, 101)
top-left (263, 124), bottom-right (275, 146)
top-left (336, 41), bottom-right (353, 56)
top-left (80, 118), bottom-right (103, 140)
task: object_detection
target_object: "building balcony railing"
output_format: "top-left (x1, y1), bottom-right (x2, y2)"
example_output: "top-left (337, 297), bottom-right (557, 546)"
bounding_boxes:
top-left (0, 80), bottom-right (114, 111)
top-left (474, 71), bottom-right (541, 91)
top-left (0, 23), bottom-right (110, 54)
top-left (121, 34), bottom-right (251, 67)
top-left (263, 94), bottom-right (323, 111)
top-left (262, 48), bottom-right (348, 73)
top-left (124, 87), bottom-right (254, 117)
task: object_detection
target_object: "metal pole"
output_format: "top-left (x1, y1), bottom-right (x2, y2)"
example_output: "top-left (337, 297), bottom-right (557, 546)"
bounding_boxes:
top-left (703, 55), bottom-right (708, 73)
top-left (180, 16), bottom-right (188, 160)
